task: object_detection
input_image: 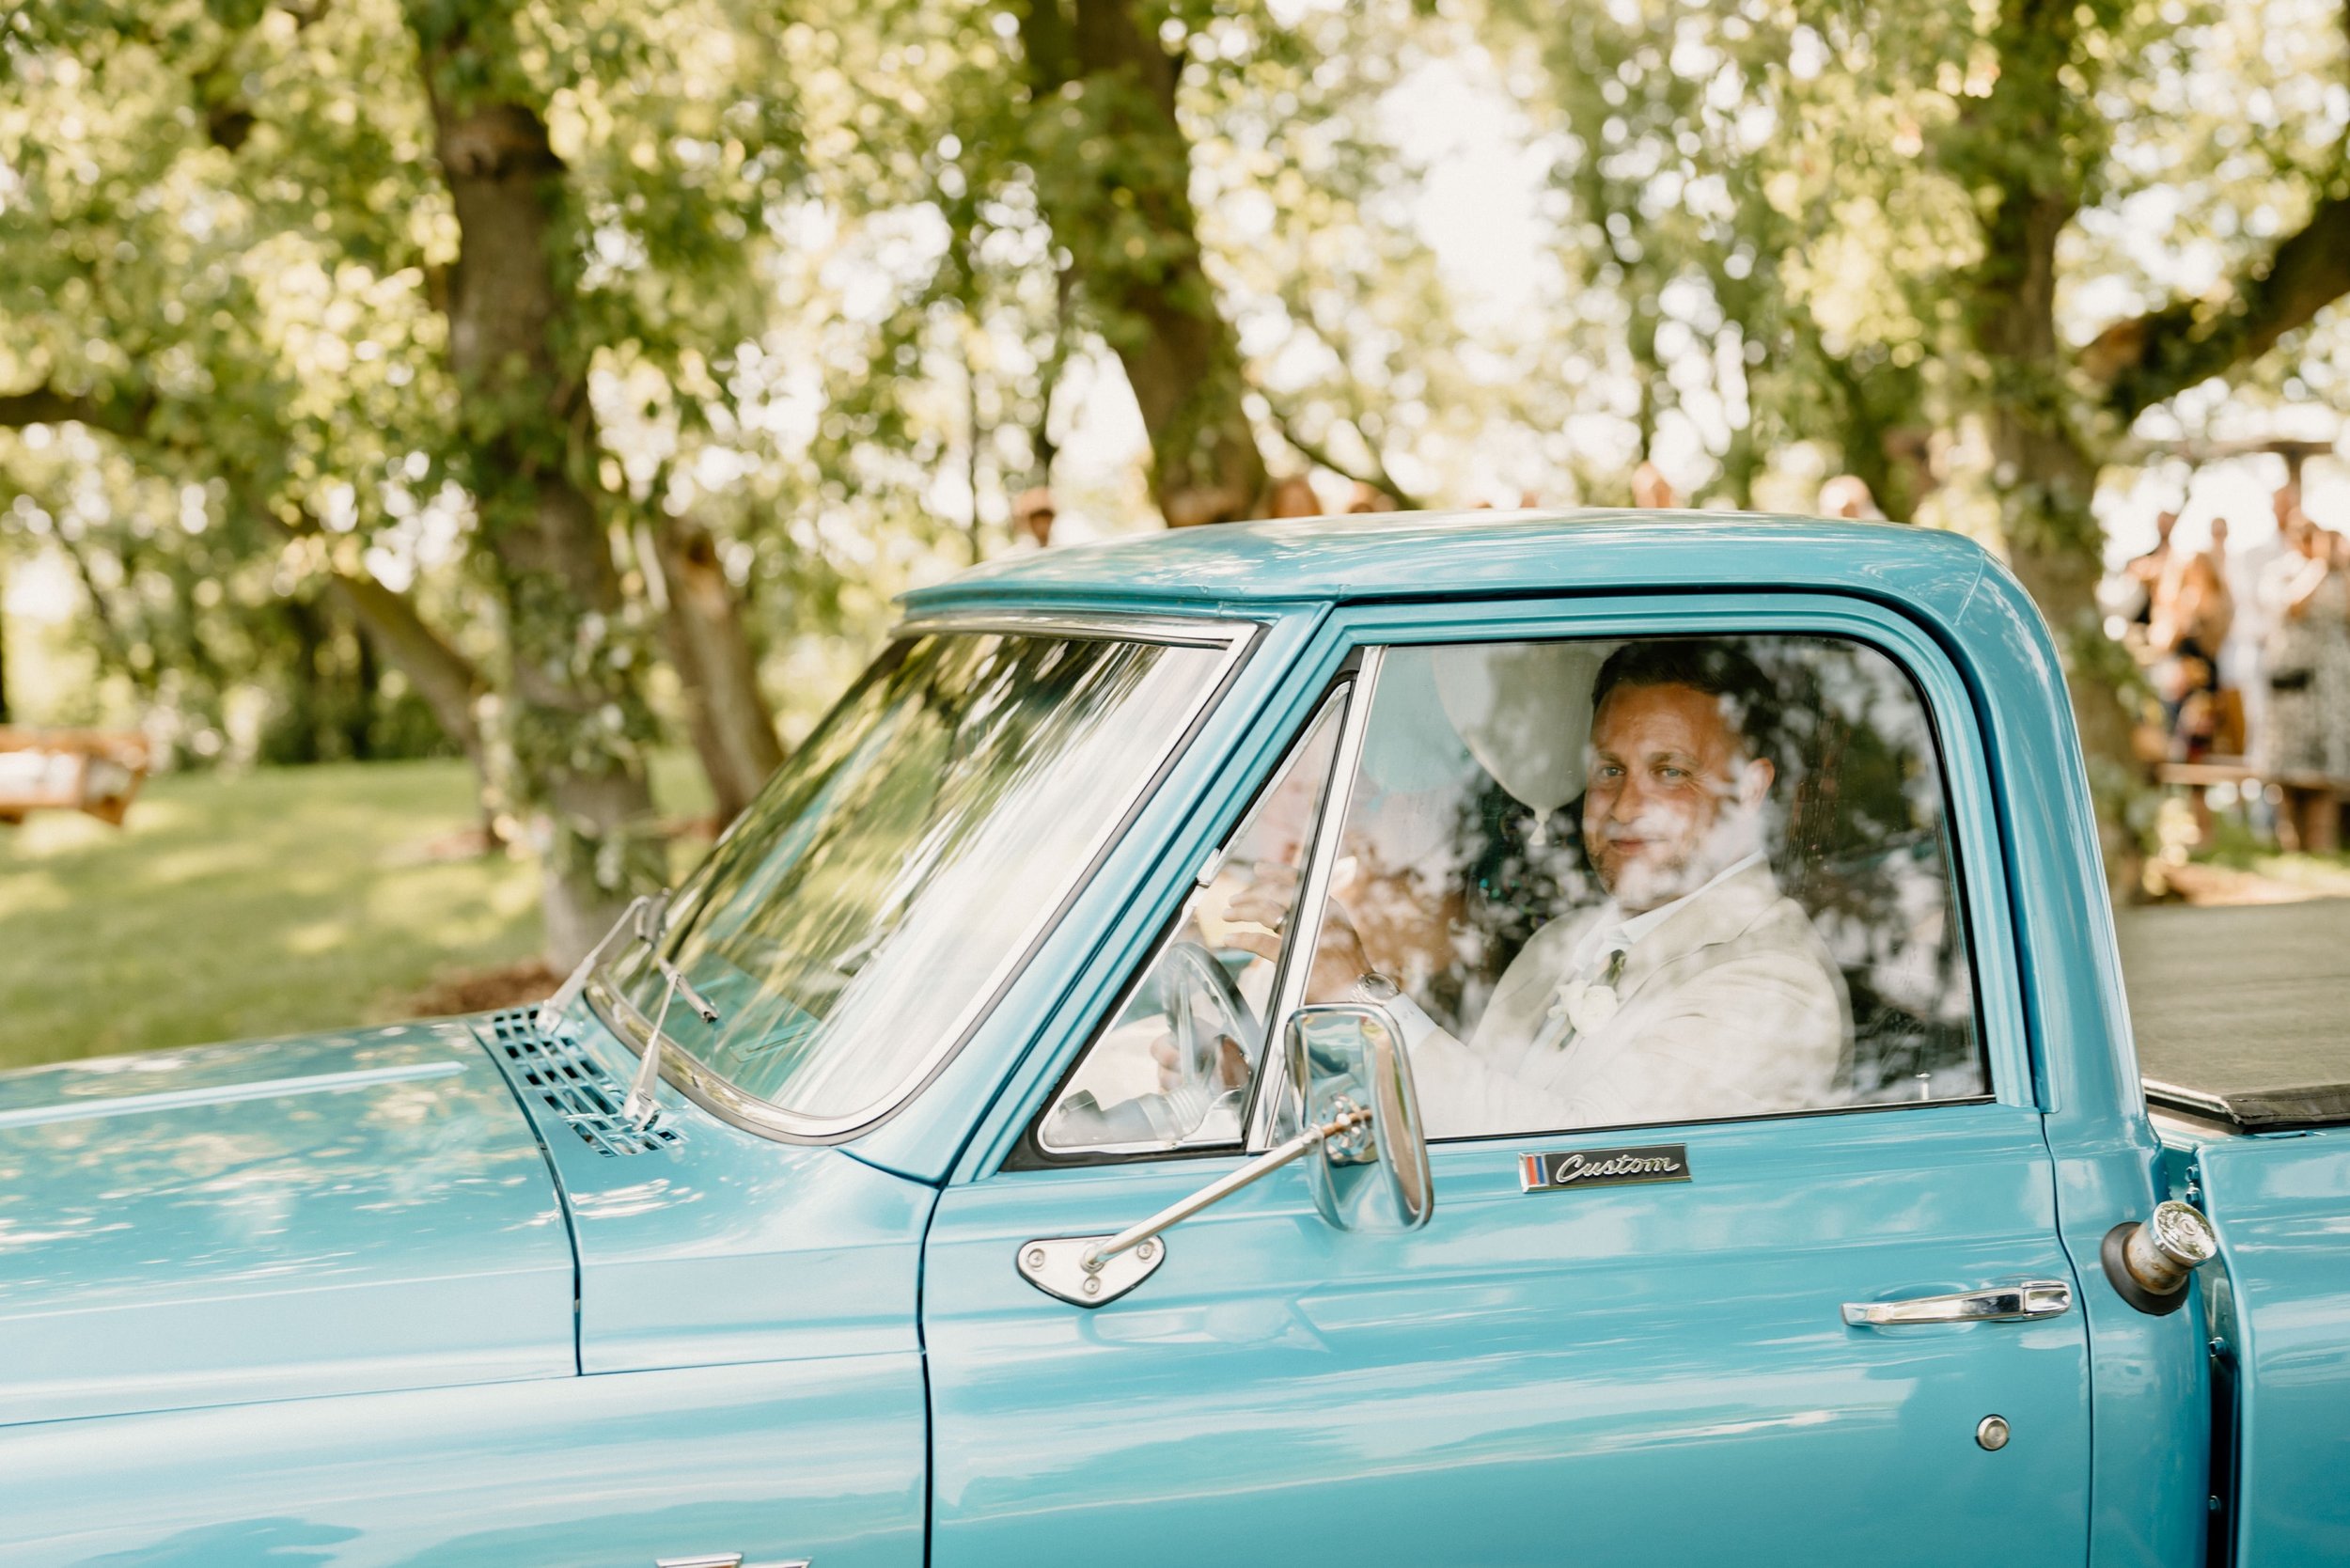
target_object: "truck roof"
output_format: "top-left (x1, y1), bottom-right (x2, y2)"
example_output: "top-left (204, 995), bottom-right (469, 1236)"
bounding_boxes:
top-left (901, 509), bottom-right (1993, 615)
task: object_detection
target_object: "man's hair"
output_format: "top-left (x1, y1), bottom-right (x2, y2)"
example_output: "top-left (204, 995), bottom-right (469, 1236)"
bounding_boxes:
top-left (1590, 638), bottom-right (1781, 764)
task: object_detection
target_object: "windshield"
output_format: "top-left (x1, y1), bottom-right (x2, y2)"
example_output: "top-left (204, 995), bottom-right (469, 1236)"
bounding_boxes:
top-left (604, 626), bottom-right (1233, 1132)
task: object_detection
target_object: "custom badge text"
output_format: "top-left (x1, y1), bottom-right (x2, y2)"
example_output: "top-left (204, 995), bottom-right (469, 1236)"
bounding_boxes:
top-left (1518, 1143), bottom-right (1691, 1193)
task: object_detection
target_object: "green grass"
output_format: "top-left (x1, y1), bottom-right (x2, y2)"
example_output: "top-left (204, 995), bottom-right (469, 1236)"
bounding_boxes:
top-left (2190, 814), bottom-right (2350, 895)
top-left (0, 755), bottom-right (710, 1072)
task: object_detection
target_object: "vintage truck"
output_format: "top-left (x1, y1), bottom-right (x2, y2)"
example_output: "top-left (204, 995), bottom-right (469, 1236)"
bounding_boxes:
top-left (2, 512), bottom-right (2342, 1567)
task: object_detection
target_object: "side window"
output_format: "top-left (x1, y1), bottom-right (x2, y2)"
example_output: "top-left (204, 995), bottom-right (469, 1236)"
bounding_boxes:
top-left (1285, 635), bottom-right (1985, 1140)
top-left (1037, 695), bottom-right (1347, 1153)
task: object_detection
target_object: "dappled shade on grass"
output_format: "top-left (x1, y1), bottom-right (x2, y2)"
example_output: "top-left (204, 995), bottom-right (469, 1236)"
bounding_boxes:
top-left (0, 754), bottom-right (717, 1071)
top-left (0, 760), bottom-right (542, 1070)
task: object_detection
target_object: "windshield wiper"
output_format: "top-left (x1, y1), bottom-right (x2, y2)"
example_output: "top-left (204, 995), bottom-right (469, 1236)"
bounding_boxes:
top-left (536, 892), bottom-right (662, 1035)
top-left (623, 952), bottom-right (720, 1129)
top-left (533, 892), bottom-right (722, 1128)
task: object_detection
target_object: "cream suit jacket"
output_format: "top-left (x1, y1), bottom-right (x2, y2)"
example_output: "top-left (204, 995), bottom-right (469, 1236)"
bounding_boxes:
top-left (1401, 858), bottom-right (1849, 1137)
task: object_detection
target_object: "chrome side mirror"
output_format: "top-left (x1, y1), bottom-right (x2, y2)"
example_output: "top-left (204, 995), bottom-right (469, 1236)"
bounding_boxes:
top-left (1285, 1002), bottom-right (1434, 1233)
top-left (1013, 1001), bottom-right (1435, 1309)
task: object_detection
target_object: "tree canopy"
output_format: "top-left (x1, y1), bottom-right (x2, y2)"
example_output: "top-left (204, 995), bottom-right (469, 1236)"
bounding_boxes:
top-left (5, 0), bottom-right (2346, 945)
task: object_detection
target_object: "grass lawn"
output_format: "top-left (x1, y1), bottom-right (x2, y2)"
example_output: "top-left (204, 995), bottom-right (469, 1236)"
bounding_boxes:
top-left (0, 755), bottom-right (708, 1073)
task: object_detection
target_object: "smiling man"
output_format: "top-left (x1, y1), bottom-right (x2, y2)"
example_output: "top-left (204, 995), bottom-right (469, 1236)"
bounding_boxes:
top-left (1299, 638), bottom-right (1850, 1137)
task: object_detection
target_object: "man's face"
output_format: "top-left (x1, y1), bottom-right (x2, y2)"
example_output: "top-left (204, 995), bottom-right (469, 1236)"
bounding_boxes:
top-left (1583, 682), bottom-right (1773, 913)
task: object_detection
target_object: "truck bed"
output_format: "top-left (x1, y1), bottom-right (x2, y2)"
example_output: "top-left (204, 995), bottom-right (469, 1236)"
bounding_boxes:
top-left (2121, 899), bottom-right (2350, 1131)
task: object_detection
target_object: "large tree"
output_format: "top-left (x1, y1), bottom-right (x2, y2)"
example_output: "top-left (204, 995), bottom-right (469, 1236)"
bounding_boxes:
top-left (1943, 0), bottom-right (2350, 877)
top-left (2, 0), bottom-right (811, 956)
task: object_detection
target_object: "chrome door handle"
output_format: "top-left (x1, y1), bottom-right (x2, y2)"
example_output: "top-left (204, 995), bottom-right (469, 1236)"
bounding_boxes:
top-left (655, 1555), bottom-right (809, 1568)
top-left (1842, 1279), bottom-right (2073, 1327)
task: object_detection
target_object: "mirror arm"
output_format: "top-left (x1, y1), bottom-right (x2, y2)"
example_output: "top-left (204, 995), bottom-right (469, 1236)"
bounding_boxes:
top-left (1081, 1104), bottom-right (1370, 1274)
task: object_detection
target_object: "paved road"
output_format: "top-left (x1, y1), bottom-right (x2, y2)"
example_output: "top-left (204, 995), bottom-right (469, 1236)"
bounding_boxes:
top-left (2119, 898), bottom-right (2350, 1094)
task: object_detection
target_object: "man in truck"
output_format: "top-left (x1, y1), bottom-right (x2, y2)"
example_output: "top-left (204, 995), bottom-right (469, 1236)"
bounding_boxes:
top-left (1246, 637), bottom-right (1849, 1137)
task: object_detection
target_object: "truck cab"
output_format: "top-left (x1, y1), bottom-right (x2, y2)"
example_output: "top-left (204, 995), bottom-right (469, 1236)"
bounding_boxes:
top-left (4, 511), bottom-right (2343, 1567)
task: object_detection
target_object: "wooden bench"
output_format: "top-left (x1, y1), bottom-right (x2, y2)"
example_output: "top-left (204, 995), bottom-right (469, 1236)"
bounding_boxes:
top-left (2157, 756), bottom-right (2350, 853)
top-left (0, 729), bottom-right (150, 826)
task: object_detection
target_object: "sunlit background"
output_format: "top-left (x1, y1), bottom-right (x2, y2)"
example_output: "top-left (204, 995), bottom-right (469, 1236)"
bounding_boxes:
top-left (4, 0), bottom-right (2346, 1065)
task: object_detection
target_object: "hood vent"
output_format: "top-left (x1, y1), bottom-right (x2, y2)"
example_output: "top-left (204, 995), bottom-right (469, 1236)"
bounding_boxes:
top-left (480, 1008), bottom-right (682, 1157)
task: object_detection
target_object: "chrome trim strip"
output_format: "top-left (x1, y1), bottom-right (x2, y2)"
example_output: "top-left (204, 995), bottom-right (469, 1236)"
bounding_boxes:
top-left (895, 609), bottom-right (1247, 647)
top-left (594, 616), bottom-right (1261, 1146)
top-left (1247, 645), bottom-right (1386, 1150)
top-left (0, 1059), bottom-right (468, 1131)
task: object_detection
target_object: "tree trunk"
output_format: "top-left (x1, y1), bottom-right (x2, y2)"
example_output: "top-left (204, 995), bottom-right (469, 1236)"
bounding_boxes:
top-left (1957, 0), bottom-right (2144, 898)
top-left (645, 517), bottom-right (783, 825)
top-left (321, 570), bottom-right (489, 774)
top-left (409, 0), bottom-right (664, 965)
top-left (1019, 0), bottom-right (1266, 527)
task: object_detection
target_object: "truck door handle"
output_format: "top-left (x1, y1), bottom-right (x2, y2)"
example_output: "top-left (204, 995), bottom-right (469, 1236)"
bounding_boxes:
top-left (1842, 1279), bottom-right (2073, 1327)
top-left (654, 1556), bottom-right (810, 1568)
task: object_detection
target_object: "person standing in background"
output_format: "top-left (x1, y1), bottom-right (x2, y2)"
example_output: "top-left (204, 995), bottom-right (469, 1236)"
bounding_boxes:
top-left (1817, 475), bottom-right (1886, 520)
top-left (2151, 519), bottom-right (2234, 759)
top-left (2226, 494), bottom-right (2295, 762)
top-left (1009, 487), bottom-right (1058, 552)
top-left (1266, 475), bottom-right (1324, 518)
top-left (2258, 514), bottom-right (2350, 852)
top-left (2124, 509), bottom-right (2180, 631)
top-left (1631, 462), bottom-right (1679, 510)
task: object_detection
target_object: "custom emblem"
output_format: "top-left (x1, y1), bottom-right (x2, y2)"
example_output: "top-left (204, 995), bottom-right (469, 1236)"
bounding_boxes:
top-left (1518, 1143), bottom-right (1690, 1192)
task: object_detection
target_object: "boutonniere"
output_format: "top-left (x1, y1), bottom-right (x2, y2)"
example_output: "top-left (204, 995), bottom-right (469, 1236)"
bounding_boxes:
top-left (1564, 980), bottom-right (1621, 1034)
top-left (1545, 949), bottom-right (1627, 1045)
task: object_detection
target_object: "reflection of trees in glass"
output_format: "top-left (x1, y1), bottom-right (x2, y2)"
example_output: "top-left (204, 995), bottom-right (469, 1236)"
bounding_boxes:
top-left (1431, 784), bottom-right (1599, 1035)
top-left (1742, 638), bottom-right (1982, 1100)
top-left (626, 633), bottom-right (1203, 1115)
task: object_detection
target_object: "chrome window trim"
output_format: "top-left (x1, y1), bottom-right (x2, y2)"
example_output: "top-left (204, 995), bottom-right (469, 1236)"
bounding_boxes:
top-left (1246, 645), bottom-right (1386, 1151)
top-left (894, 610), bottom-right (1245, 648)
top-left (591, 612), bottom-right (1261, 1146)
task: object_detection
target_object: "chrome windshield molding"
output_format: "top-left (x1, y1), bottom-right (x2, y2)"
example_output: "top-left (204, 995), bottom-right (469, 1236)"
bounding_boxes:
top-left (892, 609), bottom-right (1256, 648)
top-left (590, 615), bottom-right (1261, 1147)
top-left (1247, 646), bottom-right (1386, 1152)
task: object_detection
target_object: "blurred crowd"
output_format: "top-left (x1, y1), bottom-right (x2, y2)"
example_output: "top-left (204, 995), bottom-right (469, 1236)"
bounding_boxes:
top-left (2107, 478), bottom-right (2350, 852)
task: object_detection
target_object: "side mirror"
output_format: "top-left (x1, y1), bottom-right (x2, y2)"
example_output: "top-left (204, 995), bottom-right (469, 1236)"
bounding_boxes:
top-left (1285, 1003), bottom-right (1434, 1233)
top-left (1013, 1000), bottom-right (1435, 1308)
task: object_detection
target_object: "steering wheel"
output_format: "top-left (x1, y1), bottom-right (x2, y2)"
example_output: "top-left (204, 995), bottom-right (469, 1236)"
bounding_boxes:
top-left (1043, 938), bottom-right (1261, 1149)
top-left (1159, 938), bottom-right (1261, 1120)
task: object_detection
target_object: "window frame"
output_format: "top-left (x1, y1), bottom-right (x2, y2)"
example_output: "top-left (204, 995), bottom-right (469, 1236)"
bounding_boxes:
top-left (1240, 597), bottom-right (2027, 1152)
top-left (1009, 671), bottom-right (1359, 1169)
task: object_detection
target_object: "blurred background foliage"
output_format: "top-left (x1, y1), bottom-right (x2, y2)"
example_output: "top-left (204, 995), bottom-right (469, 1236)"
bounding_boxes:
top-left (2, 0), bottom-right (2347, 1055)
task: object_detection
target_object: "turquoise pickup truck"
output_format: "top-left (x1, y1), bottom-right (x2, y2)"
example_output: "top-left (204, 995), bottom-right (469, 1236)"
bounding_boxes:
top-left (3, 512), bottom-right (2343, 1567)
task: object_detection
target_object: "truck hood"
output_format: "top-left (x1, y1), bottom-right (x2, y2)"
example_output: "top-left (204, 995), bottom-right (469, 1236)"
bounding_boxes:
top-left (0, 1020), bottom-right (574, 1426)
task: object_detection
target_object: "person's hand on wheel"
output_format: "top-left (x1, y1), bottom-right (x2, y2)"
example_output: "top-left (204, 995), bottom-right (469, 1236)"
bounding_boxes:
top-left (1151, 1028), bottom-right (1250, 1092)
top-left (1218, 858), bottom-right (1373, 1004)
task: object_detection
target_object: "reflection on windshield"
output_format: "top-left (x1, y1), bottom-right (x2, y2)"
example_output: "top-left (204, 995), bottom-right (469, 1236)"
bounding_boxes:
top-left (614, 630), bottom-right (1226, 1126)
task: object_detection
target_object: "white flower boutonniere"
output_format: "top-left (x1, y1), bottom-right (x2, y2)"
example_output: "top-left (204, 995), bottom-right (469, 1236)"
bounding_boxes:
top-left (1565, 981), bottom-right (1621, 1035)
top-left (1545, 947), bottom-right (1628, 1047)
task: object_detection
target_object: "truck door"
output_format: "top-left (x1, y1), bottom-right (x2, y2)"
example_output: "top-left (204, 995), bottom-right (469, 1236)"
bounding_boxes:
top-left (923, 604), bottom-right (2091, 1567)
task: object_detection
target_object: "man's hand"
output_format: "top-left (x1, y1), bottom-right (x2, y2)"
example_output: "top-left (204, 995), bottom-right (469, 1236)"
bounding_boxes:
top-left (1151, 1029), bottom-right (1251, 1092)
top-left (1217, 858), bottom-right (1374, 1004)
